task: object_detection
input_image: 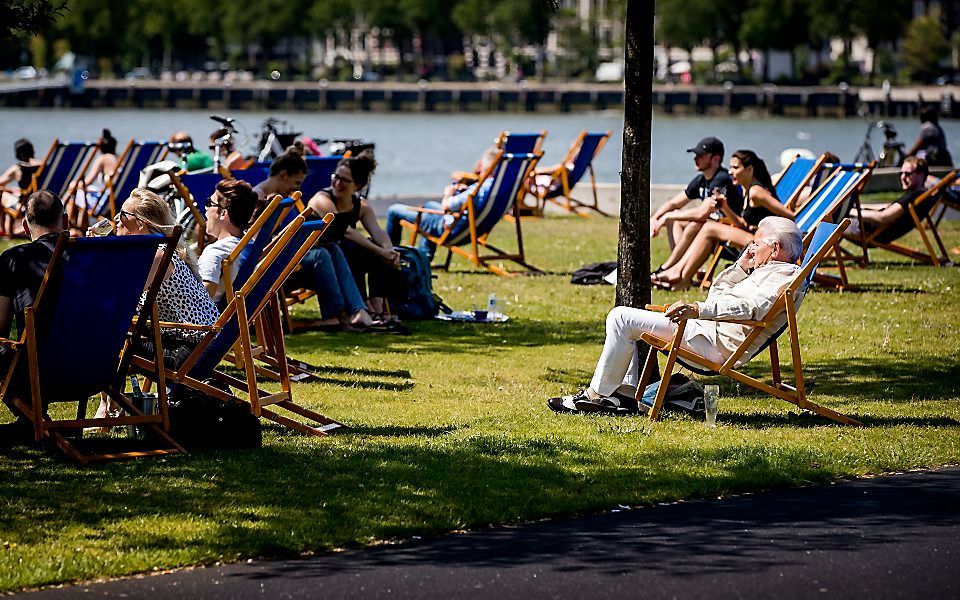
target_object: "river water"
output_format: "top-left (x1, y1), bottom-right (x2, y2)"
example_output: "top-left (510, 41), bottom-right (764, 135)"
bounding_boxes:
top-left (3, 108), bottom-right (960, 196)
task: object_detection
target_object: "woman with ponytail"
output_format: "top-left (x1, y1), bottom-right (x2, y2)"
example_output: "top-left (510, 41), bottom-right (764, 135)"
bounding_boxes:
top-left (71, 129), bottom-right (120, 234)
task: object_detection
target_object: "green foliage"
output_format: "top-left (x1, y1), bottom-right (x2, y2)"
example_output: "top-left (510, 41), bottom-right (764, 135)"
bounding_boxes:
top-left (902, 9), bottom-right (951, 82)
top-left (0, 0), bottom-right (65, 41)
top-left (1, 212), bottom-right (960, 592)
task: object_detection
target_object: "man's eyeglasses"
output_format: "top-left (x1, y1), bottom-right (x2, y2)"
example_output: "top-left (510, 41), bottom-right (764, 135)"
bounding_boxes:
top-left (331, 173), bottom-right (354, 185)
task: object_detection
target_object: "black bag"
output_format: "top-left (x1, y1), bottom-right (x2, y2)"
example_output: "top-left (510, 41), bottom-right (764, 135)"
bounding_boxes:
top-left (383, 245), bottom-right (439, 320)
top-left (571, 261), bottom-right (617, 285)
top-left (166, 386), bottom-right (262, 450)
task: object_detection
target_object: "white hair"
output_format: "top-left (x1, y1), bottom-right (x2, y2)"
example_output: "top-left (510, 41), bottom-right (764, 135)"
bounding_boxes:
top-left (756, 216), bottom-right (803, 262)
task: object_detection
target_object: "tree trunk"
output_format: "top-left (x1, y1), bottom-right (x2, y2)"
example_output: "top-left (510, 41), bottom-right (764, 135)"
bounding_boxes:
top-left (617, 0), bottom-right (653, 310)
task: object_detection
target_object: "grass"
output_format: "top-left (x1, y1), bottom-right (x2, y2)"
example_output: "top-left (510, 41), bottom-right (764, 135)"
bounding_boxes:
top-left (1, 207), bottom-right (960, 592)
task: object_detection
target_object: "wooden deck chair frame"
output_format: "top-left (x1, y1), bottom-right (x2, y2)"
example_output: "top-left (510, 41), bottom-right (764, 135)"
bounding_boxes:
top-left (17, 140), bottom-right (100, 233)
top-left (637, 219), bottom-right (861, 427)
top-left (99, 140), bottom-right (168, 219)
top-left (843, 170), bottom-right (957, 267)
top-left (131, 212), bottom-right (346, 438)
top-left (451, 130), bottom-right (548, 188)
top-left (218, 196), bottom-right (319, 383)
top-left (401, 150), bottom-right (544, 277)
top-left (536, 130), bottom-right (611, 218)
top-left (773, 153), bottom-right (828, 211)
top-left (0, 230), bottom-right (186, 463)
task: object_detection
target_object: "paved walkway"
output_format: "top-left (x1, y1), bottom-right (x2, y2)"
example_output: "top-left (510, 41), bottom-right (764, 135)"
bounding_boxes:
top-left (21, 467), bottom-right (960, 599)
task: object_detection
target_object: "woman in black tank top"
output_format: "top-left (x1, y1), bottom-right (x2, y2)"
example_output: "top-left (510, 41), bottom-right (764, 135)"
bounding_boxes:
top-left (654, 150), bottom-right (796, 291)
top-left (306, 151), bottom-right (400, 322)
top-left (1, 139), bottom-right (43, 236)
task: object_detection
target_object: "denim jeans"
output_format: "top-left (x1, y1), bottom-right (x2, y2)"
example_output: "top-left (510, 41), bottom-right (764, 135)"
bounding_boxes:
top-left (298, 244), bottom-right (366, 319)
top-left (385, 201), bottom-right (446, 259)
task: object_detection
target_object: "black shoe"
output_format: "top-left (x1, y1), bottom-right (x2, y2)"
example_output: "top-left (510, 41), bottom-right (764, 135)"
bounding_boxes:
top-left (575, 392), bottom-right (639, 415)
top-left (547, 390), bottom-right (588, 414)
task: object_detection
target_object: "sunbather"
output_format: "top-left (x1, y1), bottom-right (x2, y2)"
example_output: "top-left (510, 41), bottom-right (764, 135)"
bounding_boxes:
top-left (69, 129), bottom-right (118, 234)
top-left (849, 156), bottom-right (931, 243)
top-left (252, 150), bottom-right (307, 216)
top-left (548, 217), bottom-right (804, 415)
top-left (385, 146), bottom-right (499, 259)
top-left (650, 137), bottom-right (743, 274)
top-left (654, 149), bottom-right (794, 291)
top-left (0, 139), bottom-right (42, 236)
top-left (197, 179), bottom-right (258, 303)
top-left (906, 107), bottom-right (953, 167)
top-left (0, 190), bottom-right (65, 445)
top-left (306, 150), bottom-right (399, 321)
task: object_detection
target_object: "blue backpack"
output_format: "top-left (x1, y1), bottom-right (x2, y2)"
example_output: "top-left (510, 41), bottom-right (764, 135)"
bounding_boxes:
top-left (385, 246), bottom-right (438, 320)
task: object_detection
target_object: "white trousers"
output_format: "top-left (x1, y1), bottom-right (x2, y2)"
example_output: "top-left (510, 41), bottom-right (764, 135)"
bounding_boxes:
top-left (589, 306), bottom-right (726, 397)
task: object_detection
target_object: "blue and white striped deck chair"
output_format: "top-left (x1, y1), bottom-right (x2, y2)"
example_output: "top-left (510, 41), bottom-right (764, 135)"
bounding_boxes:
top-left (96, 140), bottom-right (168, 218)
top-left (537, 130), bottom-right (611, 217)
top-left (774, 154), bottom-right (828, 211)
top-left (791, 162), bottom-right (872, 288)
top-left (402, 151), bottom-right (543, 277)
top-left (27, 139), bottom-right (99, 200)
top-left (301, 156), bottom-right (342, 203)
top-left (500, 130), bottom-right (547, 154)
top-left (0, 230), bottom-right (186, 463)
top-left (132, 212), bottom-right (347, 438)
top-left (637, 219), bottom-right (861, 426)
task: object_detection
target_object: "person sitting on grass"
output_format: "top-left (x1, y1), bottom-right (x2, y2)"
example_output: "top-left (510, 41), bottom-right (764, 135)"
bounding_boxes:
top-left (0, 190), bottom-right (66, 446)
top-left (848, 156), bottom-right (932, 244)
top-left (548, 217), bottom-right (804, 415)
top-left (649, 136), bottom-right (743, 275)
top-left (384, 146), bottom-right (499, 260)
top-left (197, 179), bottom-right (258, 304)
top-left (653, 149), bottom-right (793, 291)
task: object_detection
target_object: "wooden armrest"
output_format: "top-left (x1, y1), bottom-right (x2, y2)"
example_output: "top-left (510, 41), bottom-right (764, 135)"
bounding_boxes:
top-left (645, 304), bottom-right (667, 312)
top-left (409, 206), bottom-right (449, 216)
top-left (450, 171), bottom-right (479, 183)
top-left (157, 321), bottom-right (220, 332)
top-left (723, 319), bottom-right (769, 327)
top-left (0, 336), bottom-right (20, 348)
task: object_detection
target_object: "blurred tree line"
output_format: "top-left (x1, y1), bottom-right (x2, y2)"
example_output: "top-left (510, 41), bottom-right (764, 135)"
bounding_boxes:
top-left (657, 0), bottom-right (956, 84)
top-left (2, 0), bottom-right (955, 84)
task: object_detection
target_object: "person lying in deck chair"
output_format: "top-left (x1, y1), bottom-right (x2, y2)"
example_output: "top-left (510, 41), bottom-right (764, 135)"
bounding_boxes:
top-left (848, 156), bottom-right (931, 243)
top-left (0, 190), bottom-right (66, 445)
top-left (548, 216), bottom-right (804, 415)
top-left (198, 179), bottom-right (258, 304)
top-left (385, 146), bottom-right (499, 260)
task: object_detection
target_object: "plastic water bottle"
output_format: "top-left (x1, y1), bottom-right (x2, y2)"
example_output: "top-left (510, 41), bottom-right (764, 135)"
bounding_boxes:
top-left (128, 376), bottom-right (144, 439)
top-left (487, 293), bottom-right (498, 320)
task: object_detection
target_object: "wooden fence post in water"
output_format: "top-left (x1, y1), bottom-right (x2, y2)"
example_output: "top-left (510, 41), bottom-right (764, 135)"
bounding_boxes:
top-left (617, 0), bottom-right (654, 310)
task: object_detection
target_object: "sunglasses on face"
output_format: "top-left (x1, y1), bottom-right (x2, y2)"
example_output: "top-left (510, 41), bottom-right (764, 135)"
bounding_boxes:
top-left (115, 209), bottom-right (140, 224)
top-left (331, 173), bottom-right (354, 185)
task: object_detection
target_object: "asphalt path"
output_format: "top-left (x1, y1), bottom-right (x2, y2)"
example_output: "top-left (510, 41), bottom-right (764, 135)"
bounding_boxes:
top-left (20, 466), bottom-right (960, 599)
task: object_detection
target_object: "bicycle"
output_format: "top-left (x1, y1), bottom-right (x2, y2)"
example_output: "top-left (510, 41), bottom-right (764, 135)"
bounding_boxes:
top-left (853, 114), bottom-right (905, 167)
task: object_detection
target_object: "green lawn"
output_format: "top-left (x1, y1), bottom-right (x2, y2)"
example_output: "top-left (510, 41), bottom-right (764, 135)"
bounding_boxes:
top-left (1, 211), bottom-right (959, 592)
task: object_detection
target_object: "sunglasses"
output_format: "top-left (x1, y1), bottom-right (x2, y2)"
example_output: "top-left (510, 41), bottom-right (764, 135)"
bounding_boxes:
top-left (114, 209), bottom-right (141, 224)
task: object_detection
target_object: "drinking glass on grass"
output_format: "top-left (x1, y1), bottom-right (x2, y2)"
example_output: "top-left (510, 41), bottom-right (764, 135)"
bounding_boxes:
top-left (704, 384), bottom-right (719, 428)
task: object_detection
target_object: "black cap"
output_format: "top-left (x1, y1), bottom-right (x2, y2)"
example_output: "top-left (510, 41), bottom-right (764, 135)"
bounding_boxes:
top-left (687, 136), bottom-right (724, 157)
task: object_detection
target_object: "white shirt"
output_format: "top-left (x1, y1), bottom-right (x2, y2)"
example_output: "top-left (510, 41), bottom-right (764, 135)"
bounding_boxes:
top-left (197, 236), bottom-right (241, 303)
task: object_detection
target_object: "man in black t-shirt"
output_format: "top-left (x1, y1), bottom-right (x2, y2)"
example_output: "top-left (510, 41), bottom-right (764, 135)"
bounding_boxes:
top-left (0, 189), bottom-right (65, 445)
top-left (855, 156), bottom-right (933, 244)
top-left (650, 137), bottom-right (743, 271)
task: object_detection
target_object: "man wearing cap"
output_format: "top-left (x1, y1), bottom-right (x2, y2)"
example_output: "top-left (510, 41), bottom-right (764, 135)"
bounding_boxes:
top-left (650, 137), bottom-right (742, 273)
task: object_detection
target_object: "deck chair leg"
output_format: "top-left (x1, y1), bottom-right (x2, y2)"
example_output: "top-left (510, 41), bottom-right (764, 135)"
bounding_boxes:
top-left (24, 308), bottom-right (43, 442)
top-left (769, 340), bottom-right (782, 388)
top-left (235, 293), bottom-right (262, 416)
top-left (635, 344), bottom-right (659, 405)
top-left (649, 322), bottom-right (686, 421)
top-left (784, 294), bottom-right (806, 405)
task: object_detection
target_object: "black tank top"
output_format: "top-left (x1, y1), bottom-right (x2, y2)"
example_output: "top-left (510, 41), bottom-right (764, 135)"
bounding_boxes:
top-left (309, 187), bottom-right (361, 242)
top-left (741, 183), bottom-right (777, 227)
top-left (18, 163), bottom-right (39, 190)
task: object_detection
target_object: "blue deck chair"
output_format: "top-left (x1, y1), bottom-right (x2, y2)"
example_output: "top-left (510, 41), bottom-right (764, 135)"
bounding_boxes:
top-left (500, 130), bottom-right (547, 155)
top-left (26, 139), bottom-right (99, 200)
top-left (636, 219), bottom-right (860, 426)
top-left (774, 153), bottom-right (828, 211)
top-left (535, 130), bottom-right (611, 217)
top-left (131, 212), bottom-right (347, 437)
top-left (301, 156), bottom-right (342, 202)
top-left (96, 140), bottom-right (168, 218)
top-left (0, 230), bottom-right (186, 463)
top-left (401, 151), bottom-right (544, 277)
